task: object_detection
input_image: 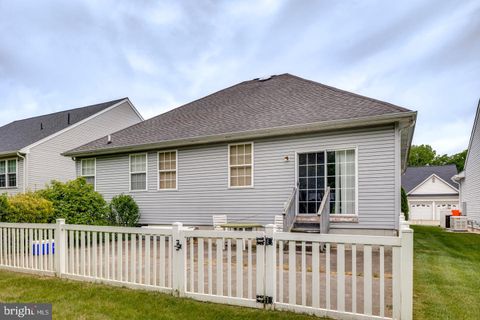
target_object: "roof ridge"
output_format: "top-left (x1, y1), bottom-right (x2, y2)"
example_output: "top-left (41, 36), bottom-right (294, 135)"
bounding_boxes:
top-left (284, 73), bottom-right (412, 112)
top-left (146, 79), bottom-right (254, 121)
top-left (6, 97), bottom-right (127, 124)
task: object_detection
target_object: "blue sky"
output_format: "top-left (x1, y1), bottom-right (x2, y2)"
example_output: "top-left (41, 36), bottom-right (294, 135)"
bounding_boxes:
top-left (0, 0), bottom-right (478, 154)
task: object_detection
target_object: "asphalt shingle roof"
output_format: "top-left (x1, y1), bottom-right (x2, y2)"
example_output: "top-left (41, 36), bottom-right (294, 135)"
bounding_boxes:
top-left (402, 165), bottom-right (459, 193)
top-left (0, 98), bottom-right (126, 154)
top-left (68, 73), bottom-right (413, 155)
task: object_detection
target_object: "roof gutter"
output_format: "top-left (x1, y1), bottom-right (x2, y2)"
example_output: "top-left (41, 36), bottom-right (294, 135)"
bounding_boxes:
top-left (16, 152), bottom-right (27, 193)
top-left (64, 111), bottom-right (417, 157)
top-left (400, 116), bottom-right (417, 173)
top-left (452, 171), bottom-right (465, 183)
top-left (0, 150), bottom-right (20, 158)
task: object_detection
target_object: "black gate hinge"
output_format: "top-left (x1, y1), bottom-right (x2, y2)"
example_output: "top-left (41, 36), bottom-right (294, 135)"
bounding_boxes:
top-left (256, 237), bottom-right (273, 246)
top-left (174, 240), bottom-right (182, 251)
top-left (256, 295), bottom-right (273, 304)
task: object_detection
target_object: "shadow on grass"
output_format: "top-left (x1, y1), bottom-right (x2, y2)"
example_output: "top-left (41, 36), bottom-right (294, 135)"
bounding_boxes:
top-left (0, 270), bottom-right (327, 320)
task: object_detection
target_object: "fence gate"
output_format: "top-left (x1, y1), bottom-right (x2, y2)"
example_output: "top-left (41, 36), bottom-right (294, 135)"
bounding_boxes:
top-left (181, 228), bottom-right (273, 309)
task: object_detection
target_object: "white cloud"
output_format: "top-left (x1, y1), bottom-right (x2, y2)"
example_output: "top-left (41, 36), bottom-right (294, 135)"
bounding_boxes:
top-left (125, 51), bottom-right (161, 75)
top-left (0, 0), bottom-right (479, 158)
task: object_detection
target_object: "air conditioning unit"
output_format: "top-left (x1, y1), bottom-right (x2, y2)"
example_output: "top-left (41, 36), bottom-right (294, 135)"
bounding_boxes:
top-left (439, 210), bottom-right (451, 229)
top-left (450, 216), bottom-right (468, 232)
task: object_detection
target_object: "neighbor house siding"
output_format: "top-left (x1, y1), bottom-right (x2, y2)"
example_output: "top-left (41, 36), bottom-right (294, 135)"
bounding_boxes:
top-left (27, 101), bottom-right (142, 191)
top-left (82, 125), bottom-right (398, 231)
top-left (0, 156), bottom-right (24, 196)
top-left (462, 112), bottom-right (480, 222)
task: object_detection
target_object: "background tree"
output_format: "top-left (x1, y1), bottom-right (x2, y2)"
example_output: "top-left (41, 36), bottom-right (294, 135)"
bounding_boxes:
top-left (408, 144), bottom-right (467, 172)
top-left (447, 149), bottom-right (468, 172)
top-left (408, 144), bottom-right (437, 167)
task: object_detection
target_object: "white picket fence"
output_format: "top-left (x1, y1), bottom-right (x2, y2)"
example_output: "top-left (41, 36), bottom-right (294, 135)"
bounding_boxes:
top-left (0, 220), bottom-right (413, 320)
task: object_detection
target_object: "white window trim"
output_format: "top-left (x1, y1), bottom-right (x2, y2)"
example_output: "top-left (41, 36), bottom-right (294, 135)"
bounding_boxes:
top-left (80, 158), bottom-right (96, 191)
top-left (0, 158), bottom-right (18, 189)
top-left (294, 145), bottom-right (359, 216)
top-left (228, 142), bottom-right (254, 189)
top-left (157, 150), bottom-right (178, 191)
top-left (129, 153), bottom-right (148, 192)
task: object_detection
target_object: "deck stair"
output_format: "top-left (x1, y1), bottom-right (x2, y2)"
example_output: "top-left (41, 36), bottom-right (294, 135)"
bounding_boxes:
top-left (291, 215), bottom-right (320, 233)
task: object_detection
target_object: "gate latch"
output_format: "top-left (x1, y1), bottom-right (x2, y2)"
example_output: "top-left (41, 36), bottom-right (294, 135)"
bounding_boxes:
top-left (256, 236), bottom-right (273, 246)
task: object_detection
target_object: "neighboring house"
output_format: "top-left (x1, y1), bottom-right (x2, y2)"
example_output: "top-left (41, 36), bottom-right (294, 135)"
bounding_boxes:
top-left (402, 165), bottom-right (459, 224)
top-left (453, 100), bottom-right (480, 227)
top-left (0, 98), bottom-right (143, 194)
top-left (65, 74), bottom-right (416, 235)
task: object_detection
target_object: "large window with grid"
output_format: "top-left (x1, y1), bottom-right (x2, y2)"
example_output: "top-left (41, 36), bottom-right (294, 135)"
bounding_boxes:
top-left (298, 149), bottom-right (356, 215)
top-left (229, 143), bottom-right (253, 188)
top-left (0, 159), bottom-right (17, 188)
top-left (130, 154), bottom-right (147, 191)
top-left (80, 158), bottom-right (96, 187)
top-left (158, 151), bottom-right (177, 190)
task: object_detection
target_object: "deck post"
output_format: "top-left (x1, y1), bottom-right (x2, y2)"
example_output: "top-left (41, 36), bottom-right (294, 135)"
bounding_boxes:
top-left (172, 222), bottom-right (186, 297)
top-left (55, 219), bottom-right (66, 276)
top-left (400, 221), bottom-right (413, 320)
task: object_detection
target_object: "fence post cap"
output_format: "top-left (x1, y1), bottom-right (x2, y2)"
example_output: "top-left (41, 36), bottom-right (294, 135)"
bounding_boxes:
top-left (56, 218), bottom-right (66, 224)
top-left (401, 221), bottom-right (413, 233)
top-left (172, 222), bottom-right (183, 230)
top-left (265, 224), bottom-right (275, 235)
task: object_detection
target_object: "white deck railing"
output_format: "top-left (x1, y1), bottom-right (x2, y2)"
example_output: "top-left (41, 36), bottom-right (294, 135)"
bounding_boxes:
top-left (0, 219), bottom-right (413, 320)
top-left (283, 184), bottom-right (298, 232)
top-left (317, 187), bottom-right (331, 234)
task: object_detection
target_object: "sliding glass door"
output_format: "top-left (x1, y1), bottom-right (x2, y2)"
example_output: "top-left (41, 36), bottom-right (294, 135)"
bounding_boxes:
top-left (298, 149), bottom-right (356, 215)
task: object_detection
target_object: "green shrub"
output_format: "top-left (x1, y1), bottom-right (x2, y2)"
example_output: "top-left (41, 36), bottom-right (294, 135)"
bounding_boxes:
top-left (38, 178), bottom-right (109, 225)
top-left (401, 187), bottom-right (409, 220)
top-left (2, 193), bottom-right (55, 223)
top-left (109, 194), bottom-right (140, 227)
top-left (0, 193), bottom-right (10, 222)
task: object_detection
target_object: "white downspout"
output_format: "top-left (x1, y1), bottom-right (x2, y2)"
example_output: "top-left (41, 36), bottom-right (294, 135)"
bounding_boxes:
top-left (16, 152), bottom-right (26, 193)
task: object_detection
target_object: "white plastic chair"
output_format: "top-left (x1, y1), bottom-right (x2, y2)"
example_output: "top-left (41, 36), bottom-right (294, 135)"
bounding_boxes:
top-left (274, 215), bottom-right (284, 232)
top-left (213, 215), bottom-right (227, 230)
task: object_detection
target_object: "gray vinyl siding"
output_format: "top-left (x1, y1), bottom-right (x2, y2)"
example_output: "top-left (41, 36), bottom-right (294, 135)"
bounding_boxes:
top-left (0, 157), bottom-right (24, 195)
top-left (462, 112), bottom-right (480, 222)
top-left (85, 125), bottom-right (398, 230)
top-left (27, 101), bottom-right (142, 191)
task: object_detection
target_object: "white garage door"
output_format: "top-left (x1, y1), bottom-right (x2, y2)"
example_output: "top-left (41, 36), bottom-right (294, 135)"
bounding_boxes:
top-left (410, 202), bottom-right (432, 220)
top-left (435, 203), bottom-right (459, 220)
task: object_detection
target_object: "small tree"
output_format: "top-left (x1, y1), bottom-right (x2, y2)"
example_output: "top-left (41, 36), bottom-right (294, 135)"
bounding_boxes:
top-left (109, 194), bottom-right (139, 227)
top-left (38, 178), bottom-right (109, 225)
top-left (401, 187), bottom-right (409, 220)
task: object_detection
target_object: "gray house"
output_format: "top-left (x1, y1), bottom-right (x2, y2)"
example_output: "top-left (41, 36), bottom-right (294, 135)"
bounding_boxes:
top-left (402, 165), bottom-right (458, 224)
top-left (0, 98), bottom-right (143, 194)
top-left (65, 74), bottom-right (417, 235)
top-left (453, 100), bottom-right (480, 227)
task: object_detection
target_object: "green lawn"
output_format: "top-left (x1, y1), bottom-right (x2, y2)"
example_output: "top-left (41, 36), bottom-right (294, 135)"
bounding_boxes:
top-left (0, 270), bottom-right (320, 320)
top-left (413, 225), bottom-right (480, 319)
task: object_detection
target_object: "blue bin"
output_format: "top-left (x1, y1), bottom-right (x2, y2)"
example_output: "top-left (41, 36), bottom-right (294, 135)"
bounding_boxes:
top-left (32, 241), bottom-right (55, 255)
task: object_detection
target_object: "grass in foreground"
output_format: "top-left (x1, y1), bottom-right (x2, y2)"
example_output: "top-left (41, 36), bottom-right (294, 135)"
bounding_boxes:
top-left (0, 270), bottom-right (321, 320)
top-left (413, 226), bottom-right (480, 319)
